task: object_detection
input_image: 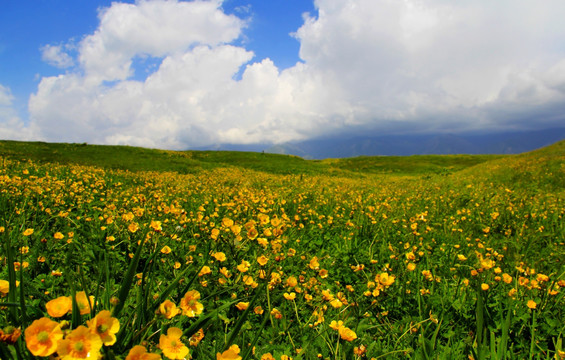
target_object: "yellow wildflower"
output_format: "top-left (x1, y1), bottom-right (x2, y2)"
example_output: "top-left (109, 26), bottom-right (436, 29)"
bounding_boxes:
top-left (159, 327), bottom-right (189, 360)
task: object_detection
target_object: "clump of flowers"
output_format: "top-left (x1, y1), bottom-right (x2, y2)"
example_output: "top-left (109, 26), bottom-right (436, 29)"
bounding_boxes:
top-left (329, 320), bottom-right (357, 342)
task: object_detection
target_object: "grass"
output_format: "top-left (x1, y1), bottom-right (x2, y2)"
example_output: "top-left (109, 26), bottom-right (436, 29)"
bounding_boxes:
top-left (0, 139), bottom-right (506, 176)
top-left (0, 139), bottom-right (563, 359)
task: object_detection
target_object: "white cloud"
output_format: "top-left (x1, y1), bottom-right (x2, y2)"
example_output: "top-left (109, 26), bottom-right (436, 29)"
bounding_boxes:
top-left (24, 0), bottom-right (565, 150)
top-left (0, 84), bottom-right (13, 107)
top-left (79, 0), bottom-right (244, 82)
top-left (40, 44), bottom-right (75, 68)
top-left (0, 84), bottom-right (36, 140)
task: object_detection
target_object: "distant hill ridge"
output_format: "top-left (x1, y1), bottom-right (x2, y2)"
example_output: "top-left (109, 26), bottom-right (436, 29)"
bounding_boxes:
top-left (1, 137), bottom-right (563, 181)
top-left (197, 128), bottom-right (565, 159)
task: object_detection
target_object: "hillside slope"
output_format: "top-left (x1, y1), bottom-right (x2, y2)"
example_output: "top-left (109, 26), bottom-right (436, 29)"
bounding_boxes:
top-left (458, 139), bottom-right (565, 191)
top-left (0, 140), bottom-right (507, 177)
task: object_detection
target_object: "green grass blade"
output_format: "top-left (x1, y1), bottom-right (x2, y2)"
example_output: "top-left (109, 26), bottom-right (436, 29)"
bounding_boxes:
top-left (112, 234), bottom-right (147, 318)
top-left (496, 306), bottom-right (512, 359)
top-left (241, 310), bottom-right (271, 360)
top-left (223, 281), bottom-right (267, 351)
top-left (182, 300), bottom-right (235, 339)
top-left (4, 235), bottom-right (18, 324)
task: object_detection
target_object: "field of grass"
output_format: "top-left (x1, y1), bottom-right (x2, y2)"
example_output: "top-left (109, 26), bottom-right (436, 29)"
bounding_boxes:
top-left (0, 140), bottom-right (564, 359)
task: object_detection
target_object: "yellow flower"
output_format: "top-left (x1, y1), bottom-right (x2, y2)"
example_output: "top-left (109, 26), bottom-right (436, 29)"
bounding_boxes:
top-left (354, 345), bottom-right (367, 356)
top-left (257, 255), bottom-right (269, 266)
top-left (376, 272), bottom-right (395, 286)
top-left (330, 299), bottom-right (343, 308)
top-left (54, 232), bottom-right (65, 240)
top-left (261, 353), bottom-right (275, 360)
top-left (329, 320), bottom-right (344, 331)
top-left (125, 345), bottom-right (162, 360)
top-left (481, 283), bottom-right (489, 291)
top-left (480, 258), bottom-right (495, 270)
top-left (57, 325), bottom-right (103, 360)
top-left (309, 257), bottom-right (320, 270)
top-left (230, 224), bottom-right (242, 235)
top-left (159, 327), bottom-right (189, 360)
top-left (86, 310), bottom-right (120, 346)
top-left (23, 228), bottom-right (34, 236)
top-left (222, 218), bottom-right (234, 228)
top-left (213, 252), bottom-right (227, 262)
top-left (150, 220), bottom-right (162, 232)
top-left (198, 266), bottom-right (212, 276)
top-left (285, 276), bottom-right (298, 288)
top-left (407, 263), bottom-right (416, 271)
top-left (128, 222), bottom-right (140, 233)
top-left (271, 308), bottom-right (282, 319)
top-left (0, 280), bottom-right (10, 295)
top-left (527, 300), bottom-right (537, 309)
top-left (502, 273), bottom-right (513, 284)
top-left (75, 291), bottom-right (94, 315)
top-left (45, 296), bottom-right (72, 318)
top-left (188, 328), bottom-right (205, 347)
top-left (122, 212), bottom-right (135, 222)
top-left (339, 326), bottom-right (357, 342)
top-left (321, 289), bottom-right (334, 301)
top-left (235, 302), bottom-right (249, 311)
top-left (159, 300), bottom-right (180, 319)
top-left (237, 260), bottom-right (250, 273)
top-left (0, 326), bottom-right (21, 345)
top-left (257, 237), bottom-right (268, 247)
top-left (217, 344), bottom-right (242, 360)
top-left (283, 292), bottom-right (296, 301)
top-left (329, 320), bottom-right (357, 341)
top-left (24, 317), bottom-right (63, 357)
top-left (180, 290), bottom-right (204, 317)
top-left (254, 306), bottom-right (264, 315)
top-left (220, 267), bottom-right (231, 278)
top-left (161, 246), bottom-right (172, 254)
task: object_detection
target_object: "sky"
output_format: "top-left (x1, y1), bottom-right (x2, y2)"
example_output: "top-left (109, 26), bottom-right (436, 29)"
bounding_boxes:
top-left (1, 0), bottom-right (565, 150)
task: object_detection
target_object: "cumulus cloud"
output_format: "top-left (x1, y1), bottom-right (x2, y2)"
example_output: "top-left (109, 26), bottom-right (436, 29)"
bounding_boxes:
top-left (25, 0), bottom-right (565, 149)
top-left (294, 0), bottom-right (565, 131)
top-left (78, 0), bottom-right (244, 82)
top-left (40, 44), bottom-right (75, 68)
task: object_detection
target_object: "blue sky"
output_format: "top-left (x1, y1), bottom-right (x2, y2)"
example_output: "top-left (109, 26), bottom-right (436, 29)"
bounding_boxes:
top-left (1, 0), bottom-right (315, 119)
top-left (1, 0), bottom-right (565, 149)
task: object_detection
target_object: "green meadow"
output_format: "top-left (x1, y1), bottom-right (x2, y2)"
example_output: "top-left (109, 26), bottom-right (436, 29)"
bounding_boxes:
top-left (0, 139), bottom-right (564, 359)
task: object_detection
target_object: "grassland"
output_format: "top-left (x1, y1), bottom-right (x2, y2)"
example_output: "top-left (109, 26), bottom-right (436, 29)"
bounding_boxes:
top-left (0, 139), bottom-right (564, 359)
top-left (0, 140), bottom-right (506, 176)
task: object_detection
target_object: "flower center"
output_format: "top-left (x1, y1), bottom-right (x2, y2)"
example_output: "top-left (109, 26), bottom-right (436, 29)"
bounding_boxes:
top-left (97, 324), bottom-right (108, 334)
top-left (37, 331), bottom-right (49, 342)
top-left (74, 341), bottom-right (84, 352)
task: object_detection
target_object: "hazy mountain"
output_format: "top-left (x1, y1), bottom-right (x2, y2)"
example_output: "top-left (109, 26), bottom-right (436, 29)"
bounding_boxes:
top-left (192, 128), bottom-right (565, 159)
top-left (264, 128), bottom-right (565, 159)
